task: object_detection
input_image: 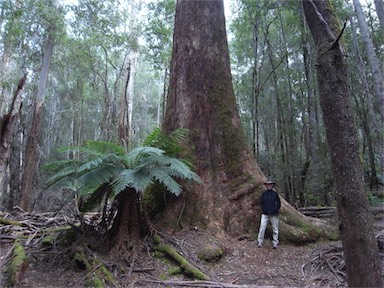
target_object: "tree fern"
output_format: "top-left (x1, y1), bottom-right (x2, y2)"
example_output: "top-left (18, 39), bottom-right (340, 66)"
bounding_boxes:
top-left (45, 130), bottom-right (201, 214)
top-left (142, 127), bottom-right (189, 157)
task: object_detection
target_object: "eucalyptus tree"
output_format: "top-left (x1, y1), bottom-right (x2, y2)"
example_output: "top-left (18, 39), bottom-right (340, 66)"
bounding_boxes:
top-left (302, 0), bottom-right (382, 286)
top-left (162, 0), bottom-right (333, 241)
top-left (374, 0), bottom-right (384, 30)
top-left (352, 0), bottom-right (384, 182)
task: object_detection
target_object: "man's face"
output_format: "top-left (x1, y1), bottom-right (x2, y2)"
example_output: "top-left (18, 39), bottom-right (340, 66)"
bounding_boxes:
top-left (266, 183), bottom-right (274, 189)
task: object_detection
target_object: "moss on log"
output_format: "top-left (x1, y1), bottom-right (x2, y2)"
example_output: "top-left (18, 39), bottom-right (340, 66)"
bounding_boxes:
top-left (5, 240), bottom-right (28, 286)
top-left (0, 216), bottom-right (24, 226)
top-left (74, 246), bottom-right (117, 287)
top-left (154, 243), bottom-right (209, 280)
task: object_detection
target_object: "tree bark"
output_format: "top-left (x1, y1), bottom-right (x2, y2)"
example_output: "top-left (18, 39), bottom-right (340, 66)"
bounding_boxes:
top-left (374, 0), bottom-right (384, 33)
top-left (353, 0), bottom-right (384, 125)
top-left (108, 188), bottom-right (142, 257)
top-left (0, 74), bottom-right (27, 208)
top-left (118, 54), bottom-right (131, 148)
top-left (162, 0), bottom-right (331, 241)
top-left (302, 1), bottom-right (382, 286)
top-left (20, 37), bottom-right (54, 211)
top-left (350, 17), bottom-right (381, 189)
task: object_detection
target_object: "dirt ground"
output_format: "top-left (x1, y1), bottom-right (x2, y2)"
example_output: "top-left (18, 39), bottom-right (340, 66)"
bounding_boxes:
top-left (2, 208), bottom-right (383, 288)
top-left (1, 228), bottom-right (344, 288)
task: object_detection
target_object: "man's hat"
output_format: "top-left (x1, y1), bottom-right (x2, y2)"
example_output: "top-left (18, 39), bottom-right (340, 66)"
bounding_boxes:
top-left (264, 179), bottom-right (276, 185)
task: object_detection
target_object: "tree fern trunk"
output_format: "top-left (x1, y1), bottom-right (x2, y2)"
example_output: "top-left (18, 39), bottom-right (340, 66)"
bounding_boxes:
top-left (108, 188), bottom-right (142, 257)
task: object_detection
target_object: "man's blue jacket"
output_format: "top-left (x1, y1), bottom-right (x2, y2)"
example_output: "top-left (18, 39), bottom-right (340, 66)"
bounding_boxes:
top-left (260, 189), bottom-right (281, 215)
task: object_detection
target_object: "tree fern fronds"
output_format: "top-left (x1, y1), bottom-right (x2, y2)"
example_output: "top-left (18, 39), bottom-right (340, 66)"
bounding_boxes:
top-left (77, 158), bottom-right (104, 173)
top-left (169, 127), bottom-right (189, 144)
top-left (78, 183), bottom-right (112, 212)
top-left (84, 140), bottom-right (125, 155)
top-left (128, 169), bottom-right (155, 192)
top-left (126, 147), bottom-right (165, 164)
top-left (45, 164), bottom-right (81, 188)
top-left (111, 169), bottom-right (138, 194)
top-left (143, 127), bottom-right (189, 156)
top-left (42, 159), bottom-right (82, 173)
top-left (77, 166), bottom-right (123, 191)
top-left (147, 167), bottom-right (183, 195)
top-left (142, 127), bottom-right (162, 147)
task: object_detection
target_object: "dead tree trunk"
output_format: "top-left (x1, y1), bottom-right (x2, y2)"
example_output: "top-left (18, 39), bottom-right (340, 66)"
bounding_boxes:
top-left (162, 0), bottom-right (332, 241)
top-left (118, 54), bottom-right (131, 148)
top-left (20, 37), bottom-right (54, 211)
top-left (0, 74), bottom-right (27, 208)
top-left (302, 0), bottom-right (382, 286)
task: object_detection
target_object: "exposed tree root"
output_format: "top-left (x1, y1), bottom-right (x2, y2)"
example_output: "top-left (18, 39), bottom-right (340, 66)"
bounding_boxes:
top-left (74, 245), bottom-right (118, 287)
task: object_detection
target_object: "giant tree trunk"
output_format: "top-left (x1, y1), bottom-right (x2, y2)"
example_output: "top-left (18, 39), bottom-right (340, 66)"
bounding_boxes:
top-left (162, 0), bottom-right (332, 241)
top-left (302, 1), bottom-right (382, 287)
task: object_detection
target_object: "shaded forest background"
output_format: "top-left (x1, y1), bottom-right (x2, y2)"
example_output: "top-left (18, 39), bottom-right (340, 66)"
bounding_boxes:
top-left (0, 0), bottom-right (383, 212)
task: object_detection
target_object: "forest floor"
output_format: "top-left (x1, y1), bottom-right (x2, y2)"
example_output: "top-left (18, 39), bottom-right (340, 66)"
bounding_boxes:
top-left (1, 210), bottom-right (383, 288)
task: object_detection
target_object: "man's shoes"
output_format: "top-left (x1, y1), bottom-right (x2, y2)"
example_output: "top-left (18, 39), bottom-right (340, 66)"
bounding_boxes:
top-left (272, 245), bottom-right (277, 249)
top-left (257, 243), bottom-right (263, 248)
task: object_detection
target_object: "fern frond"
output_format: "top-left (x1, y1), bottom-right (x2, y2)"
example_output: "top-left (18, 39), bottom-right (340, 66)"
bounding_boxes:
top-left (147, 167), bottom-right (183, 195)
top-left (143, 127), bottom-right (189, 156)
top-left (77, 166), bottom-right (123, 190)
top-left (111, 169), bottom-right (137, 194)
top-left (78, 183), bottom-right (111, 212)
top-left (85, 140), bottom-right (125, 155)
top-left (142, 127), bottom-right (162, 147)
top-left (45, 164), bottom-right (81, 188)
top-left (125, 146), bottom-right (165, 165)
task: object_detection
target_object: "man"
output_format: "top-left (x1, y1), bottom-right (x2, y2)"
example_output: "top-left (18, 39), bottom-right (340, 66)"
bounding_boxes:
top-left (257, 179), bottom-right (281, 249)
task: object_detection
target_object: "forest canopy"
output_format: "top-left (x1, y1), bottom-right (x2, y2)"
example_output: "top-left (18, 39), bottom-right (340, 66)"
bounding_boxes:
top-left (0, 0), bottom-right (382, 211)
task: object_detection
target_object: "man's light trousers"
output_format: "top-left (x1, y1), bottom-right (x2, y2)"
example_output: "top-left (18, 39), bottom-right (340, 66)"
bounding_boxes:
top-left (257, 214), bottom-right (279, 246)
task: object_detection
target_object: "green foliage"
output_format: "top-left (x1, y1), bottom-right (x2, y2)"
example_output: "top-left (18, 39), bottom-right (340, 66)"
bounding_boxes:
top-left (143, 127), bottom-right (189, 157)
top-left (142, 0), bottom-right (175, 70)
top-left (45, 129), bottom-right (201, 212)
top-left (368, 192), bottom-right (384, 206)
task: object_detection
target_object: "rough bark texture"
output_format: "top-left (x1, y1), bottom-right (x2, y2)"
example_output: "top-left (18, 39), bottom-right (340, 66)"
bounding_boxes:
top-left (20, 37), bottom-right (54, 211)
top-left (108, 189), bottom-right (142, 257)
top-left (302, 1), bottom-right (382, 287)
top-left (353, 0), bottom-right (384, 175)
top-left (162, 0), bottom-right (331, 240)
top-left (374, 0), bottom-right (384, 31)
top-left (0, 74), bottom-right (27, 207)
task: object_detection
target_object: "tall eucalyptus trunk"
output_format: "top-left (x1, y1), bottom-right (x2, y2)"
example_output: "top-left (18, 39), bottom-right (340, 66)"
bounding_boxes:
top-left (374, 0), bottom-right (384, 31)
top-left (162, 0), bottom-right (333, 242)
top-left (350, 17), bottom-right (381, 189)
top-left (353, 0), bottom-right (384, 124)
top-left (302, 1), bottom-right (382, 286)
